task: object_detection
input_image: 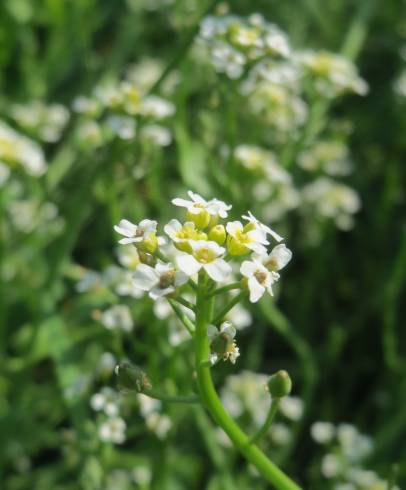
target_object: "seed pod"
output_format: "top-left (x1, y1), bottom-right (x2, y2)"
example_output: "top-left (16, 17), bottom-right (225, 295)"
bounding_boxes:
top-left (267, 370), bottom-right (292, 398)
top-left (115, 362), bottom-right (151, 393)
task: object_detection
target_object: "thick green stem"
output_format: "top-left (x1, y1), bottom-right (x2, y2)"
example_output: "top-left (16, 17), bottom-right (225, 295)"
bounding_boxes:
top-left (194, 273), bottom-right (301, 490)
top-left (249, 398), bottom-right (280, 444)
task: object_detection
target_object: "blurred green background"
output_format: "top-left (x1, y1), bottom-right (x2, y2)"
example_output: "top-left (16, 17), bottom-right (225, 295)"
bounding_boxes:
top-left (1, 0), bottom-right (406, 489)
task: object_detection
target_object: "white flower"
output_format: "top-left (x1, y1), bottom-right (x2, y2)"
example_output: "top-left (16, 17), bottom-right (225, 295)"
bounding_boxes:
top-left (145, 413), bottom-right (172, 439)
top-left (114, 219), bottom-right (157, 245)
top-left (172, 191), bottom-right (231, 218)
top-left (242, 211), bottom-right (283, 242)
top-left (321, 453), bottom-right (342, 478)
top-left (90, 387), bottom-right (120, 417)
top-left (164, 219), bottom-right (205, 246)
top-left (133, 262), bottom-right (188, 299)
top-left (253, 243), bottom-right (293, 272)
top-left (176, 240), bottom-right (231, 282)
top-left (100, 305), bottom-right (134, 332)
top-left (226, 220), bottom-right (268, 254)
top-left (310, 421), bottom-right (335, 444)
top-left (270, 423), bottom-right (291, 445)
top-left (279, 396), bottom-right (304, 421)
top-left (98, 417), bottom-right (126, 444)
top-left (240, 259), bottom-right (278, 302)
top-left (207, 321), bottom-right (240, 364)
top-left (140, 95), bottom-right (175, 119)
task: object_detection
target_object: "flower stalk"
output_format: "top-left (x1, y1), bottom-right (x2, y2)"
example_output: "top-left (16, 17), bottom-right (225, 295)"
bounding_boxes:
top-left (194, 271), bottom-right (302, 490)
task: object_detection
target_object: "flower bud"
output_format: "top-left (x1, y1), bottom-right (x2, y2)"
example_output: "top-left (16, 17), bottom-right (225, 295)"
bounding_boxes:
top-left (138, 251), bottom-right (157, 266)
top-left (115, 362), bottom-right (151, 393)
top-left (137, 233), bottom-right (158, 254)
top-left (226, 236), bottom-right (249, 256)
top-left (208, 225), bottom-right (226, 245)
top-left (267, 370), bottom-right (292, 398)
top-left (186, 209), bottom-right (210, 229)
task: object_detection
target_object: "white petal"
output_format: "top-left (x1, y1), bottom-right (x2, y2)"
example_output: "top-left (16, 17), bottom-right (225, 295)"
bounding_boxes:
top-left (207, 324), bottom-right (219, 341)
top-left (176, 253), bottom-right (201, 276)
top-left (118, 237), bottom-right (140, 245)
top-left (240, 260), bottom-right (258, 277)
top-left (174, 271), bottom-right (189, 286)
top-left (133, 264), bottom-right (159, 291)
top-left (114, 219), bottom-right (137, 237)
top-left (164, 219), bottom-right (182, 238)
top-left (247, 241), bottom-right (268, 254)
top-left (266, 284), bottom-right (274, 297)
top-left (247, 228), bottom-right (269, 245)
top-left (172, 198), bottom-right (192, 208)
top-left (220, 322), bottom-right (236, 339)
top-left (268, 244), bottom-right (292, 270)
top-left (248, 277), bottom-right (265, 303)
top-left (188, 190), bottom-right (206, 204)
top-left (265, 225), bottom-right (283, 243)
top-left (226, 221), bottom-right (243, 236)
top-left (204, 259), bottom-right (231, 282)
top-left (149, 286), bottom-right (174, 300)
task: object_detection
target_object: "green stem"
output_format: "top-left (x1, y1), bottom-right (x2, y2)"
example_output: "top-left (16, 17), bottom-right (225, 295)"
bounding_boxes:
top-left (143, 389), bottom-right (200, 404)
top-left (173, 296), bottom-right (195, 311)
top-left (212, 290), bottom-right (247, 325)
top-left (194, 272), bottom-right (301, 490)
top-left (249, 398), bottom-right (280, 444)
top-left (206, 282), bottom-right (242, 298)
top-left (168, 299), bottom-right (195, 335)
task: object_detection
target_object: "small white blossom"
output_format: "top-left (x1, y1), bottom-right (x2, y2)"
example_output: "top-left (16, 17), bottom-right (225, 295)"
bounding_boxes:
top-left (114, 219), bottom-right (157, 245)
top-left (90, 387), bottom-right (120, 417)
top-left (207, 321), bottom-right (240, 364)
top-left (279, 396), bottom-right (304, 421)
top-left (310, 421), bottom-right (335, 444)
top-left (226, 220), bottom-right (268, 254)
top-left (99, 417), bottom-right (126, 444)
top-left (100, 305), bottom-right (134, 332)
top-left (176, 240), bottom-right (231, 282)
top-left (133, 262), bottom-right (188, 299)
top-left (242, 211), bottom-right (283, 242)
top-left (172, 191), bottom-right (231, 218)
top-left (240, 258), bottom-right (278, 302)
top-left (145, 413), bottom-right (172, 439)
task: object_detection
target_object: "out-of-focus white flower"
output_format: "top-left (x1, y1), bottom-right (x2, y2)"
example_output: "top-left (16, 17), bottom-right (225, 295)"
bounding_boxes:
top-left (0, 120), bottom-right (46, 176)
top-left (100, 305), bottom-right (134, 332)
top-left (298, 140), bottom-right (352, 176)
top-left (105, 115), bottom-right (136, 140)
top-left (297, 50), bottom-right (368, 97)
top-left (279, 396), bottom-right (304, 421)
top-left (145, 413), bottom-right (172, 439)
top-left (207, 321), bottom-right (240, 364)
top-left (90, 387), bottom-right (120, 417)
top-left (140, 95), bottom-right (175, 119)
top-left (138, 394), bottom-right (161, 417)
top-left (132, 466), bottom-right (152, 485)
top-left (140, 124), bottom-right (172, 146)
top-left (133, 262), bottom-right (188, 299)
top-left (269, 423), bottom-right (291, 445)
top-left (117, 246), bottom-right (140, 270)
top-left (176, 240), bottom-right (231, 282)
top-left (97, 352), bottom-right (117, 377)
top-left (0, 162), bottom-right (10, 185)
top-left (99, 417), bottom-right (126, 444)
top-left (321, 453), bottom-right (342, 478)
top-left (172, 191), bottom-right (232, 219)
top-left (310, 421), bottom-right (335, 444)
top-left (115, 270), bottom-right (144, 298)
top-left (225, 302), bottom-right (252, 330)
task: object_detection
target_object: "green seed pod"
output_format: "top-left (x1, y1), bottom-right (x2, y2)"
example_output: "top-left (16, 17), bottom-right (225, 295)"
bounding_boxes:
top-left (115, 362), bottom-right (151, 394)
top-left (267, 370), bottom-right (292, 398)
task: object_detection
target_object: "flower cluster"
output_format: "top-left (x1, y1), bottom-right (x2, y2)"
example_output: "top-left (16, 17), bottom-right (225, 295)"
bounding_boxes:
top-left (72, 66), bottom-right (175, 151)
top-left (0, 120), bottom-right (46, 178)
top-left (115, 191), bottom-right (291, 304)
top-left (311, 422), bottom-right (398, 490)
top-left (197, 14), bottom-right (290, 79)
top-left (114, 191), bottom-right (292, 363)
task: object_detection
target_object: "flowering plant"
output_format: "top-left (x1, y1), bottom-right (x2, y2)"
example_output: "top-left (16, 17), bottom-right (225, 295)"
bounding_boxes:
top-left (113, 190), bottom-right (300, 489)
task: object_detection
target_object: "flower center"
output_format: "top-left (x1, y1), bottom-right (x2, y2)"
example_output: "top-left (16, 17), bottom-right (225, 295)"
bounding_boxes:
top-left (159, 270), bottom-right (176, 289)
top-left (254, 270), bottom-right (268, 285)
top-left (195, 248), bottom-right (215, 263)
